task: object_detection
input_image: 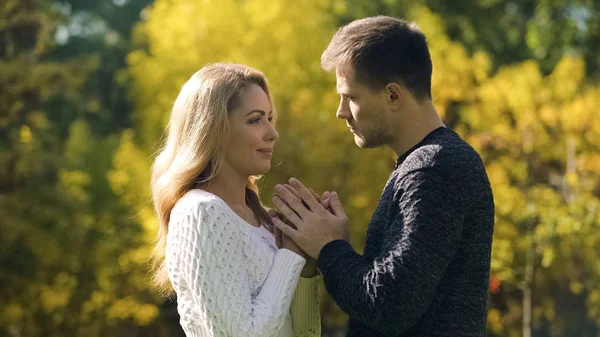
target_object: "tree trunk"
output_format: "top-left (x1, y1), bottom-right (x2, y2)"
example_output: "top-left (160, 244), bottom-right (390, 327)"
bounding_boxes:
top-left (523, 231), bottom-right (534, 337)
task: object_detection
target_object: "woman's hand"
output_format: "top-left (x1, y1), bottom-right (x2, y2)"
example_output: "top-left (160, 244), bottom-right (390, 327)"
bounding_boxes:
top-left (269, 207), bottom-right (318, 278)
top-left (269, 185), bottom-right (329, 278)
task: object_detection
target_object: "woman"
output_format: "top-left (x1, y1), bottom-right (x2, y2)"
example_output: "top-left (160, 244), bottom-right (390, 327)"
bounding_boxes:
top-left (150, 63), bottom-right (321, 337)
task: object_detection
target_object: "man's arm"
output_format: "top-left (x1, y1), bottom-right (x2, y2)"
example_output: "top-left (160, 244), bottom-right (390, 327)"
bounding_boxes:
top-left (317, 169), bottom-right (464, 336)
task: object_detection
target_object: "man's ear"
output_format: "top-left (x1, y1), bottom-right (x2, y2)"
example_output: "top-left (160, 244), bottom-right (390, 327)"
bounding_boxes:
top-left (386, 82), bottom-right (403, 108)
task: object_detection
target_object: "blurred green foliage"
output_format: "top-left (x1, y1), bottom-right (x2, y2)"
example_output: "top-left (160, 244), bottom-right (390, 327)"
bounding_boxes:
top-left (1, 0), bottom-right (599, 336)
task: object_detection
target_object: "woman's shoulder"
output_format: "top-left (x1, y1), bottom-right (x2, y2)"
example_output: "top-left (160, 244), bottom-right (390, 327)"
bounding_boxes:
top-left (171, 189), bottom-right (235, 222)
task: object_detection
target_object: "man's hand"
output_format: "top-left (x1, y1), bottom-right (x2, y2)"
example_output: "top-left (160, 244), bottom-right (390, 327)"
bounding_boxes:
top-left (280, 184), bottom-right (333, 214)
top-left (271, 178), bottom-right (349, 259)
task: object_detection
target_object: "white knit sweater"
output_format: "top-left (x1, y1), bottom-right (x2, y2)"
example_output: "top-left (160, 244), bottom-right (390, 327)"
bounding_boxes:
top-left (166, 189), bottom-right (321, 337)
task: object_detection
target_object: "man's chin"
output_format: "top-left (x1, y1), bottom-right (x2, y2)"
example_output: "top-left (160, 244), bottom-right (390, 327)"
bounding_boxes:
top-left (354, 134), bottom-right (379, 149)
top-left (353, 134), bottom-right (365, 147)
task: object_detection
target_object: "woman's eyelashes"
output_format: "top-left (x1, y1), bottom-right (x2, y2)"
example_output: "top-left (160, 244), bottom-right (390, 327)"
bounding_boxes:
top-left (248, 116), bottom-right (273, 124)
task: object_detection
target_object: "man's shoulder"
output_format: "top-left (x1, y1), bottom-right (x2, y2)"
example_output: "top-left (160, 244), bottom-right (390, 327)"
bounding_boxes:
top-left (397, 129), bottom-right (486, 183)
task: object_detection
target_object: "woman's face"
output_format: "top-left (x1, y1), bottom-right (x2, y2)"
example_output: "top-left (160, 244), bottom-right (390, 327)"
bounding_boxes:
top-left (223, 84), bottom-right (279, 177)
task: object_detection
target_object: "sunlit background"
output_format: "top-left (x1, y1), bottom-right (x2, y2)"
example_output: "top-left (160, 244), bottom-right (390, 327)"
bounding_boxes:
top-left (2, 0), bottom-right (599, 336)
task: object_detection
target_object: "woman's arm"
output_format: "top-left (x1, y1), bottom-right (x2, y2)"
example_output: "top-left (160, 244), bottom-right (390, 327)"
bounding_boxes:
top-left (167, 200), bottom-right (307, 337)
top-left (290, 275), bottom-right (321, 337)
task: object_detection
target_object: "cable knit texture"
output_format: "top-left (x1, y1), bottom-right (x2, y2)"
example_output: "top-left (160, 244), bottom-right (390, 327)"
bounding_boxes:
top-left (318, 127), bottom-right (495, 337)
top-left (166, 189), bottom-right (321, 337)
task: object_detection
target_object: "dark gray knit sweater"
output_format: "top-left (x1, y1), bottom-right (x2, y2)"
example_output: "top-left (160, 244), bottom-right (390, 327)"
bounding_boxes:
top-left (317, 127), bottom-right (495, 337)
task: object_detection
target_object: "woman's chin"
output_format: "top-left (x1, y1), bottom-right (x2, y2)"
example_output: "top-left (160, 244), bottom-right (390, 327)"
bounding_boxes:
top-left (252, 163), bottom-right (271, 176)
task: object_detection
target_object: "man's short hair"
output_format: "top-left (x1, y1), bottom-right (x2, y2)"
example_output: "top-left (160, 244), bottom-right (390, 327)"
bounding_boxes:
top-left (321, 16), bottom-right (433, 101)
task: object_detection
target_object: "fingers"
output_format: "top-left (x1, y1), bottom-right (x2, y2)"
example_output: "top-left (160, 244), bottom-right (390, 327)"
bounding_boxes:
top-left (283, 184), bottom-right (299, 197)
top-left (267, 205), bottom-right (296, 228)
top-left (328, 191), bottom-right (346, 217)
top-left (282, 184), bottom-right (311, 210)
top-left (283, 184), bottom-right (321, 209)
top-left (287, 178), bottom-right (322, 211)
top-left (274, 225), bottom-right (282, 248)
top-left (274, 184), bottom-right (312, 218)
top-left (272, 216), bottom-right (299, 241)
top-left (272, 195), bottom-right (304, 228)
top-left (321, 191), bottom-right (331, 209)
top-left (309, 188), bottom-right (321, 202)
top-left (266, 208), bottom-right (282, 218)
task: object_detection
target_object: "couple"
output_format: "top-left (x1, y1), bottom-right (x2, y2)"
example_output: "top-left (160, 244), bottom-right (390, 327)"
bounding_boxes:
top-left (151, 16), bottom-right (495, 337)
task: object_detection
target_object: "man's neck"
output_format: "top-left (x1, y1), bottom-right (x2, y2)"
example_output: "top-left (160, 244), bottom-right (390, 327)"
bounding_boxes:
top-left (388, 100), bottom-right (445, 158)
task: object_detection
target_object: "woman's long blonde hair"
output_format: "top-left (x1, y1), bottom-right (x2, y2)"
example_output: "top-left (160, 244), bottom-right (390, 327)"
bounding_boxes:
top-left (150, 63), bottom-right (276, 295)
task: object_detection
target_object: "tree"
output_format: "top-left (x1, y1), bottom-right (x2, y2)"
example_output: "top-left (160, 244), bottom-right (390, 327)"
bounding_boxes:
top-left (0, 0), bottom-right (178, 336)
top-left (341, 0), bottom-right (600, 78)
top-left (465, 55), bottom-right (600, 337)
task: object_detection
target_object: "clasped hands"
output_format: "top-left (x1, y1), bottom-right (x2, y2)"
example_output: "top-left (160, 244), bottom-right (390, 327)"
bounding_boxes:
top-left (269, 178), bottom-right (349, 260)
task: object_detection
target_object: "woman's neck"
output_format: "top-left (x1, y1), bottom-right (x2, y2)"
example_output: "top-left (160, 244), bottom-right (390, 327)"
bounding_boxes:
top-left (202, 171), bottom-right (247, 207)
top-left (202, 172), bottom-right (261, 227)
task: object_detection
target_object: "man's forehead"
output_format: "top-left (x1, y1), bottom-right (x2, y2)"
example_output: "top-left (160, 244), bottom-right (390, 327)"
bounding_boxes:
top-left (336, 76), bottom-right (347, 90)
top-left (336, 71), bottom-right (353, 90)
top-left (337, 74), bottom-right (366, 96)
top-left (336, 65), bottom-right (353, 79)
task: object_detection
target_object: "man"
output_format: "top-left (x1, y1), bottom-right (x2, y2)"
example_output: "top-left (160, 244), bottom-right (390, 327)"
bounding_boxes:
top-left (271, 16), bottom-right (495, 337)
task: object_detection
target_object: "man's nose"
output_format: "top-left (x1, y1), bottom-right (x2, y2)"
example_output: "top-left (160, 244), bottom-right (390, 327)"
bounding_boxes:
top-left (336, 99), bottom-right (350, 120)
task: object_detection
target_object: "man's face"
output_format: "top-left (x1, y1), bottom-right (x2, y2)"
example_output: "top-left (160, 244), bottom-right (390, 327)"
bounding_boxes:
top-left (335, 69), bottom-right (393, 148)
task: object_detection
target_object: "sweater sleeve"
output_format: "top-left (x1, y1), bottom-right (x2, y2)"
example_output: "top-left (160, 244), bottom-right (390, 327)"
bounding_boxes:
top-left (317, 169), bottom-right (464, 336)
top-left (290, 275), bottom-right (321, 337)
top-left (166, 200), bottom-right (307, 337)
